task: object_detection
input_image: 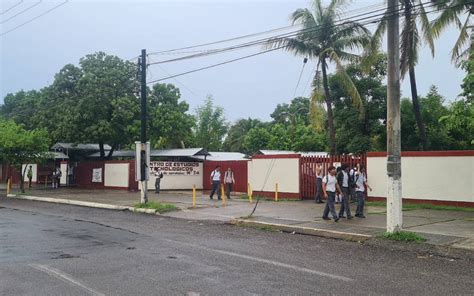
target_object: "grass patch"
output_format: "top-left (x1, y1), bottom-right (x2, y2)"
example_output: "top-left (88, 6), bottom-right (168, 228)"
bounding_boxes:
top-left (366, 201), bottom-right (474, 212)
top-left (380, 231), bottom-right (427, 243)
top-left (238, 223), bottom-right (279, 232)
top-left (134, 201), bottom-right (179, 214)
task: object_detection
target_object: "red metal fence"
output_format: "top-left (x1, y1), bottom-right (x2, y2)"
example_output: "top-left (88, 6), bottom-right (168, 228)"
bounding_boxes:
top-left (300, 154), bottom-right (367, 200)
top-left (203, 160), bottom-right (248, 193)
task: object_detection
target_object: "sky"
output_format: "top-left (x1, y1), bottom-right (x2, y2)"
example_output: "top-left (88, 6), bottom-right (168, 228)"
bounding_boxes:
top-left (0, 0), bottom-right (467, 123)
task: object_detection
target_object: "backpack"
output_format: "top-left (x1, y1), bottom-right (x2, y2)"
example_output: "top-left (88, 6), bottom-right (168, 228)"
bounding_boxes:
top-left (160, 172), bottom-right (163, 178)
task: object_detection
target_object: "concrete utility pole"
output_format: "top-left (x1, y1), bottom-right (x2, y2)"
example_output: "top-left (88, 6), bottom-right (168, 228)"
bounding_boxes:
top-left (386, 0), bottom-right (402, 232)
top-left (140, 49), bottom-right (148, 204)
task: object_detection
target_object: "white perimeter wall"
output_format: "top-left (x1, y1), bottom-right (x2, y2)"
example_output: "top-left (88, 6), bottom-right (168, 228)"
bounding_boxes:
top-left (105, 163), bottom-right (129, 188)
top-left (144, 163), bottom-right (203, 190)
top-left (368, 156), bottom-right (474, 202)
top-left (248, 158), bottom-right (299, 193)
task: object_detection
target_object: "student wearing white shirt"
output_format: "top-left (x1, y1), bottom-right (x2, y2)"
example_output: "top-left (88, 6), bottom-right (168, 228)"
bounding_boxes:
top-left (337, 164), bottom-right (353, 219)
top-left (314, 163), bottom-right (323, 203)
top-left (209, 166), bottom-right (222, 200)
top-left (354, 165), bottom-right (372, 218)
top-left (322, 166), bottom-right (342, 222)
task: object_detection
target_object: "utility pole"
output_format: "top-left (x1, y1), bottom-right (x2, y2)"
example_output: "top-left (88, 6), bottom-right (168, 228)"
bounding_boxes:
top-left (386, 0), bottom-right (402, 232)
top-left (140, 49), bottom-right (148, 204)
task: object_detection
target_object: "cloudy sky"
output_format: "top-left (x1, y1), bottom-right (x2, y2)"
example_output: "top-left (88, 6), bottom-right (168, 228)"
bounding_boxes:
top-left (0, 0), bottom-right (466, 122)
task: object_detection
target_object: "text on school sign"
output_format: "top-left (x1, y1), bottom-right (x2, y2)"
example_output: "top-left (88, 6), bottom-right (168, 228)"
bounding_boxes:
top-left (150, 161), bottom-right (200, 176)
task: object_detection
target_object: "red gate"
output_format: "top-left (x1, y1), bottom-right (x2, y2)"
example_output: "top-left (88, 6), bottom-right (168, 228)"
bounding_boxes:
top-left (300, 154), bottom-right (367, 199)
top-left (203, 160), bottom-right (248, 193)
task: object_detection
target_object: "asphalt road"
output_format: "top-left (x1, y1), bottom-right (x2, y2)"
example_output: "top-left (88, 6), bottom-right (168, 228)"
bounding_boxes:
top-left (1, 199), bottom-right (473, 296)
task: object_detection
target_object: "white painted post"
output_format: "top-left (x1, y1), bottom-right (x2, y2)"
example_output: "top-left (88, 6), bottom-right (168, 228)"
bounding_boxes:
top-left (386, 0), bottom-right (402, 232)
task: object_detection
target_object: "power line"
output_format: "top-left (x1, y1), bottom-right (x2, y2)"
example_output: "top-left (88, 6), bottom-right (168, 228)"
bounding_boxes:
top-left (0, 0), bottom-right (41, 24)
top-left (148, 2), bottom-right (388, 56)
top-left (301, 62), bottom-right (318, 98)
top-left (146, 2), bottom-right (443, 85)
top-left (0, 0), bottom-right (24, 16)
top-left (147, 1), bottom-right (422, 66)
top-left (0, 0), bottom-right (68, 36)
top-left (293, 58), bottom-right (308, 98)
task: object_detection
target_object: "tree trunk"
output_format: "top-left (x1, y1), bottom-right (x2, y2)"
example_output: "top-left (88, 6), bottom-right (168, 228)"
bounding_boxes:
top-left (321, 59), bottom-right (337, 154)
top-left (106, 144), bottom-right (117, 159)
top-left (99, 142), bottom-right (105, 159)
top-left (408, 66), bottom-right (428, 150)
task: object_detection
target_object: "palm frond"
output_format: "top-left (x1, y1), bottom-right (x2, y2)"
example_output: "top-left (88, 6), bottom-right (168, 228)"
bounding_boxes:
top-left (328, 50), bottom-right (364, 116)
top-left (451, 14), bottom-right (471, 64)
top-left (431, 5), bottom-right (460, 37)
top-left (400, 12), bottom-right (419, 78)
top-left (418, 2), bottom-right (435, 57)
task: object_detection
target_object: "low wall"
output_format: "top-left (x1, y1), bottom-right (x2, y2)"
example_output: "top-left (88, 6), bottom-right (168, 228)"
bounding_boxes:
top-left (75, 160), bottom-right (137, 191)
top-left (143, 161), bottom-right (203, 190)
top-left (367, 151), bottom-right (474, 206)
top-left (248, 154), bottom-right (300, 199)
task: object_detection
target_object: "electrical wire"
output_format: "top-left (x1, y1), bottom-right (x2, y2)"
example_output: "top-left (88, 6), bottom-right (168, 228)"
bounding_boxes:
top-left (147, 1), bottom-right (430, 66)
top-left (0, 0), bottom-right (41, 24)
top-left (146, 1), bottom-right (443, 84)
top-left (0, 0), bottom-right (24, 16)
top-left (0, 0), bottom-right (68, 36)
top-left (148, 2), bottom-right (388, 56)
top-left (293, 58), bottom-right (308, 98)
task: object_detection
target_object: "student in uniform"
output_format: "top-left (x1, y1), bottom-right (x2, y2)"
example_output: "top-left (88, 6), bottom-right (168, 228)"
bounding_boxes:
top-left (322, 166), bottom-right (341, 222)
top-left (338, 164), bottom-right (353, 219)
top-left (209, 166), bottom-right (222, 200)
top-left (224, 168), bottom-right (235, 199)
top-left (314, 163), bottom-right (324, 203)
top-left (354, 165), bottom-right (372, 218)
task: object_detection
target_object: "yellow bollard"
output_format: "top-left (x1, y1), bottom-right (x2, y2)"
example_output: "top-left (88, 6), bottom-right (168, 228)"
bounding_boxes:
top-left (6, 178), bottom-right (11, 195)
top-left (248, 183), bottom-right (253, 203)
top-left (275, 183), bottom-right (279, 202)
top-left (221, 183), bottom-right (226, 206)
top-left (192, 184), bottom-right (196, 208)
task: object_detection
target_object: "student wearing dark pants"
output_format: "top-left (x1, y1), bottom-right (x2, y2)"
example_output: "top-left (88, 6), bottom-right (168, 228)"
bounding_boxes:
top-left (314, 163), bottom-right (323, 203)
top-left (338, 164), bottom-right (353, 219)
top-left (322, 166), bottom-right (341, 222)
top-left (354, 165), bottom-right (372, 218)
top-left (209, 166), bottom-right (222, 200)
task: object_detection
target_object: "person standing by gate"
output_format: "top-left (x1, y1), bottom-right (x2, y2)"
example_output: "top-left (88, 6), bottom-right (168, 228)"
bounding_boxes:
top-left (27, 165), bottom-right (33, 189)
top-left (337, 164), bottom-right (353, 219)
top-left (209, 166), bottom-right (222, 200)
top-left (224, 168), bottom-right (235, 199)
top-left (154, 168), bottom-right (163, 194)
top-left (322, 166), bottom-right (341, 222)
top-left (314, 163), bottom-right (323, 203)
top-left (354, 165), bottom-right (372, 218)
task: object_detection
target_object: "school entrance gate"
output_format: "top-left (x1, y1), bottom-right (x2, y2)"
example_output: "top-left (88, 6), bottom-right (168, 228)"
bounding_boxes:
top-left (300, 154), bottom-right (367, 200)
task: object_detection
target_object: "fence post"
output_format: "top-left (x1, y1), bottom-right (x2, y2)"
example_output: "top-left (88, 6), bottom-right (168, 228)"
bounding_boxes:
top-left (192, 184), bottom-right (196, 208)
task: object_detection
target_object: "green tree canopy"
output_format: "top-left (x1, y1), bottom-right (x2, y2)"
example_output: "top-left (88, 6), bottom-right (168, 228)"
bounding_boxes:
top-left (0, 120), bottom-right (51, 192)
top-left (194, 96), bottom-right (228, 151)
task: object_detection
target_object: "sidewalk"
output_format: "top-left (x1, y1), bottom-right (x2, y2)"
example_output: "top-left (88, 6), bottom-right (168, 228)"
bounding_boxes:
top-left (3, 186), bottom-right (474, 251)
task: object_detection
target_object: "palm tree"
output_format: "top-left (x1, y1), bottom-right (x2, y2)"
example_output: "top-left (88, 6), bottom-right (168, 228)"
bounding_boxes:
top-left (371, 0), bottom-right (435, 150)
top-left (266, 0), bottom-right (371, 154)
top-left (431, 0), bottom-right (473, 66)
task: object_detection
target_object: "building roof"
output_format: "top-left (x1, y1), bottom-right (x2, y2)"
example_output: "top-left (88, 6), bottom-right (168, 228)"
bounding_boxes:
top-left (51, 143), bottom-right (112, 151)
top-left (87, 148), bottom-right (209, 158)
top-left (192, 152), bottom-right (248, 161)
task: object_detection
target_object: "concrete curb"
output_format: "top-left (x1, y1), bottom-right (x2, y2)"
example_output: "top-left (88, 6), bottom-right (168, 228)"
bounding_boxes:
top-left (230, 219), bottom-right (373, 242)
top-left (8, 194), bottom-right (132, 211)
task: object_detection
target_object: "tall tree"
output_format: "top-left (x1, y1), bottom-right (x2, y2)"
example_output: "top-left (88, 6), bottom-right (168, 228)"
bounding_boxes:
top-left (267, 0), bottom-right (371, 154)
top-left (194, 96), bottom-right (228, 151)
top-left (223, 118), bottom-right (263, 152)
top-left (148, 83), bottom-right (195, 149)
top-left (372, 0), bottom-right (436, 150)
